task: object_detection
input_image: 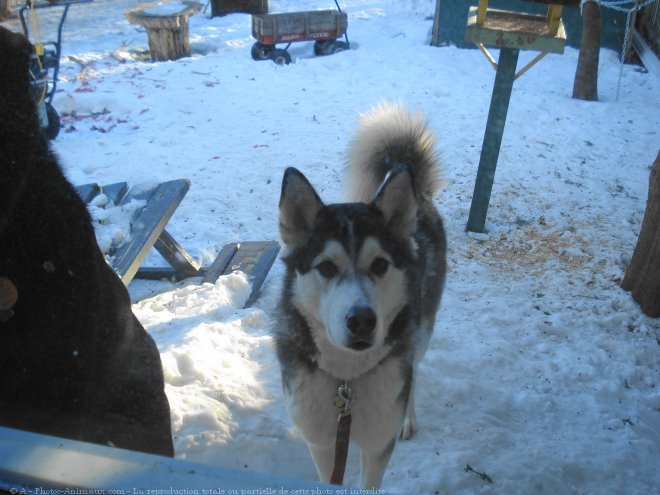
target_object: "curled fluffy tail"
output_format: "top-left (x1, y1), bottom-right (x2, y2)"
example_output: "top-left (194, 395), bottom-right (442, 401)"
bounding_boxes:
top-left (345, 102), bottom-right (442, 203)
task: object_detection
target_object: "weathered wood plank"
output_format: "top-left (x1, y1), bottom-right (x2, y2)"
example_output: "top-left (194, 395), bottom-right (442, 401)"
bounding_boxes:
top-left (201, 241), bottom-right (280, 308)
top-left (228, 241), bottom-right (280, 308)
top-left (102, 182), bottom-right (129, 205)
top-left (201, 243), bottom-right (239, 285)
top-left (465, 7), bottom-right (567, 54)
top-left (633, 29), bottom-right (660, 79)
top-left (75, 182), bottom-right (128, 205)
top-left (135, 266), bottom-right (208, 280)
top-left (153, 229), bottom-right (201, 280)
top-left (111, 180), bottom-right (190, 285)
top-left (75, 183), bottom-right (101, 203)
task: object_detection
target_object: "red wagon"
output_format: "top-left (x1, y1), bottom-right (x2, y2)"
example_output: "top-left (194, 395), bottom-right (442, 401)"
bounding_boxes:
top-left (251, 2), bottom-right (349, 64)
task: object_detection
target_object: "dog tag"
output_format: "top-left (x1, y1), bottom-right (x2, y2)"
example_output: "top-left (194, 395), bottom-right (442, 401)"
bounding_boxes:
top-left (0, 277), bottom-right (18, 311)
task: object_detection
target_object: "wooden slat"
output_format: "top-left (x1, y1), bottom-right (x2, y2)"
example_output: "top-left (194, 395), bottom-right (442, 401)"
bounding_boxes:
top-left (477, 0), bottom-right (489, 25)
top-left (153, 229), bottom-right (201, 280)
top-left (515, 50), bottom-right (549, 79)
top-left (633, 29), bottom-right (660, 79)
top-left (546, 4), bottom-right (563, 35)
top-left (101, 182), bottom-right (129, 204)
top-left (75, 183), bottom-right (101, 203)
top-left (201, 243), bottom-right (240, 284)
top-left (229, 241), bottom-right (280, 308)
top-left (243, 241), bottom-right (280, 308)
top-left (111, 180), bottom-right (190, 285)
top-left (465, 7), bottom-right (567, 54)
top-left (201, 241), bottom-right (280, 308)
top-left (135, 266), bottom-right (208, 280)
top-left (75, 182), bottom-right (128, 205)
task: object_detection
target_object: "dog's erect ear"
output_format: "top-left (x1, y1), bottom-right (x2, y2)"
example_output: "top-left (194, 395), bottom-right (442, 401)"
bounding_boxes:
top-left (279, 167), bottom-right (324, 248)
top-left (372, 167), bottom-right (417, 240)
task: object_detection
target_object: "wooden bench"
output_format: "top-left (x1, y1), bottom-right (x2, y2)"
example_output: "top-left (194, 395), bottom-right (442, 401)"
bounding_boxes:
top-left (76, 180), bottom-right (280, 308)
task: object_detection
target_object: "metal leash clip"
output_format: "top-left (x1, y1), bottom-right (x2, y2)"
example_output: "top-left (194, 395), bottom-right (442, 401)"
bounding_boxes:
top-left (334, 382), bottom-right (355, 418)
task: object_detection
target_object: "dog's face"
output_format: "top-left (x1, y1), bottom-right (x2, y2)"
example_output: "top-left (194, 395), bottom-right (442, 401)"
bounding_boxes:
top-left (279, 167), bottom-right (417, 355)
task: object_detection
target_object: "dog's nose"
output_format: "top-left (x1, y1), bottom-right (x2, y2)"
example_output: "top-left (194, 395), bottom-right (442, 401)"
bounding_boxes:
top-left (345, 306), bottom-right (376, 349)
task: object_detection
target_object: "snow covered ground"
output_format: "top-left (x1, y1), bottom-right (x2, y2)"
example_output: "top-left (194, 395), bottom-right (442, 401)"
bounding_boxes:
top-left (3, 0), bottom-right (659, 493)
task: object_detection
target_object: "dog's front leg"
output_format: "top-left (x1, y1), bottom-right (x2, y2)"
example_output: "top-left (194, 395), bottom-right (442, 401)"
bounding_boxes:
top-left (359, 438), bottom-right (396, 489)
top-left (307, 442), bottom-right (336, 484)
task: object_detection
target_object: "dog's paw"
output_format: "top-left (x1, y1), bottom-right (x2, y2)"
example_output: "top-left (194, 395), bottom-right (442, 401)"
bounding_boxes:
top-left (399, 416), bottom-right (416, 440)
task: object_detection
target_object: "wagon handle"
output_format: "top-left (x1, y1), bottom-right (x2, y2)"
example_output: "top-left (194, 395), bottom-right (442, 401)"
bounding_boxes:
top-left (334, 0), bottom-right (350, 47)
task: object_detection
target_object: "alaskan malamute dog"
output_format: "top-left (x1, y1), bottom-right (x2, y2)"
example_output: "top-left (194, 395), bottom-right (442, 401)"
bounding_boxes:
top-left (275, 103), bottom-right (447, 489)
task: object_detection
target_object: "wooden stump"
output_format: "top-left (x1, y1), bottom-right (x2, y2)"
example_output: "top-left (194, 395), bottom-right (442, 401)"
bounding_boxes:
top-left (622, 150), bottom-right (660, 317)
top-left (126, 2), bottom-right (202, 61)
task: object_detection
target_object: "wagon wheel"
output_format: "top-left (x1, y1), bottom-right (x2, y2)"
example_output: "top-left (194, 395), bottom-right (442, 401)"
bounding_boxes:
top-left (269, 49), bottom-right (291, 65)
top-left (44, 102), bottom-right (60, 140)
top-left (332, 41), bottom-right (350, 53)
top-left (251, 42), bottom-right (275, 61)
top-left (314, 40), bottom-right (350, 56)
top-left (313, 40), bottom-right (331, 56)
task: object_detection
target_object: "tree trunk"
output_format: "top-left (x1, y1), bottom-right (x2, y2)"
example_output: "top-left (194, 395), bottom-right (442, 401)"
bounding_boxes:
top-left (573, 0), bottom-right (601, 101)
top-left (622, 150), bottom-right (660, 317)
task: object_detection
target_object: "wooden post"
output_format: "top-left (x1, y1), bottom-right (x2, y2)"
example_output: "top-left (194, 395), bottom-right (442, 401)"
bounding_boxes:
top-left (547, 4), bottom-right (564, 35)
top-left (477, 0), bottom-right (489, 25)
top-left (466, 47), bottom-right (519, 233)
top-left (431, 0), bottom-right (442, 46)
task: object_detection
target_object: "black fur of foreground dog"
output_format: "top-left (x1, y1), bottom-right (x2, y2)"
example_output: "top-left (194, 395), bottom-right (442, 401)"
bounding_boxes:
top-left (0, 27), bottom-right (173, 457)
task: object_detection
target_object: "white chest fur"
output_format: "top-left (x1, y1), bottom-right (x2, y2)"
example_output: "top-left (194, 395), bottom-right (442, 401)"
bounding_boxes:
top-left (284, 356), bottom-right (408, 455)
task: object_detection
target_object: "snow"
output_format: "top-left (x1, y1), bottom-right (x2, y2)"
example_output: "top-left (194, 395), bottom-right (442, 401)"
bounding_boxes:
top-left (3, 0), bottom-right (660, 493)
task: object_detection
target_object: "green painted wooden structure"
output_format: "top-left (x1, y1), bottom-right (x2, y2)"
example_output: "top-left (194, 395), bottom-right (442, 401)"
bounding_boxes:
top-left (464, 0), bottom-right (574, 233)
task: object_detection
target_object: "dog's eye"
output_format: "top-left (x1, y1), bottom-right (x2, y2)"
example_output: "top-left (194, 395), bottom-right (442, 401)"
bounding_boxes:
top-left (315, 260), bottom-right (338, 279)
top-left (370, 257), bottom-right (390, 276)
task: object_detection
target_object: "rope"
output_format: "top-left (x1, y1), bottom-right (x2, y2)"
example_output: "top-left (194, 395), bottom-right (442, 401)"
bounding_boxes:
top-left (27, 0), bottom-right (48, 105)
top-left (599, 0), bottom-right (655, 12)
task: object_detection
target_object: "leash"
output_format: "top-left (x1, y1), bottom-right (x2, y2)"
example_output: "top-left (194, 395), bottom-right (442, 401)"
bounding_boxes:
top-left (330, 382), bottom-right (354, 485)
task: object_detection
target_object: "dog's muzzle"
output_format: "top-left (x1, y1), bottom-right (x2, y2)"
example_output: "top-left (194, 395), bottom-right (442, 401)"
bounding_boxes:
top-left (345, 306), bottom-right (376, 351)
